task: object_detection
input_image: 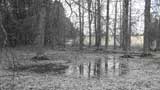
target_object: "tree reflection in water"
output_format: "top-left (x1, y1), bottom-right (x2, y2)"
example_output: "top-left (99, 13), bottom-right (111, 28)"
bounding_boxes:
top-left (66, 56), bottom-right (130, 79)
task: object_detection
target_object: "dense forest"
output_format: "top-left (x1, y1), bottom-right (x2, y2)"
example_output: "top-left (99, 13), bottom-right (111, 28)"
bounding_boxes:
top-left (0, 0), bottom-right (160, 90)
top-left (0, 0), bottom-right (159, 53)
top-left (0, 0), bottom-right (77, 48)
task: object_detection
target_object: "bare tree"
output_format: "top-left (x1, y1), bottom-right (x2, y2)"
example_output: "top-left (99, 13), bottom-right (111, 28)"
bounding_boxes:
top-left (35, 6), bottom-right (47, 57)
top-left (82, 0), bottom-right (85, 48)
top-left (0, 12), bottom-right (7, 48)
top-left (158, 18), bottom-right (160, 50)
top-left (128, 0), bottom-right (132, 50)
top-left (79, 0), bottom-right (83, 50)
top-left (155, 18), bottom-right (160, 50)
top-left (105, 0), bottom-right (110, 49)
top-left (143, 0), bottom-right (151, 55)
top-left (122, 0), bottom-right (129, 55)
top-left (94, 0), bottom-right (97, 47)
top-left (87, 0), bottom-right (92, 47)
top-left (119, 0), bottom-right (123, 48)
top-left (96, 0), bottom-right (101, 50)
top-left (113, 0), bottom-right (118, 49)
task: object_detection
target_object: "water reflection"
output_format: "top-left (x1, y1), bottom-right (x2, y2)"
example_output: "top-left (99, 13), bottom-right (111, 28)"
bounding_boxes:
top-left (119, 59), bottom-right (129, 76)
top-left (66, 56), bottom-right (130, 78)
top-left (93, 58), bottom-right (101, 78)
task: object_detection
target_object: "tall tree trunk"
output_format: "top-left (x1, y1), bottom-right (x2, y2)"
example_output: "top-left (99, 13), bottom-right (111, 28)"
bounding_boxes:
top-left (157, 18), bottom-right (160, 50)
top-left (113, 0), bottom-right (118, 49)
top-left (94, 0), bottom-right (97, 47)
top-left (105, 0), bottom-right (110, 49)
top-left (79, 0), bottom-right (83, 50)
top-left (0, 12), bottom-right (7, 48)
top-left (88, 0), bottom-right (92, 47)
top-left (122, 0), bottom-right (129, 54)
top-left (129, 0), bottom-right (132, 50)
top-left (82, 0), bottom-right (85, 48)
top-left (36, 7), bottom-right (46, 57)
top-left (143, 0), bottom-right (151, 54)
top-left (159, 18), bottom-right (160, 49)
top-left (97, 0), bottom-right (101, 50)
top-left (119, 0), bottom-right (123, 48)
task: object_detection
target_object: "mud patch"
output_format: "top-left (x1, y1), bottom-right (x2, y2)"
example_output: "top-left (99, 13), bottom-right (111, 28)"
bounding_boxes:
top-left (31, 55), bottom-right (50, 61)
top-left (9, 63), bottom-right (69, 75)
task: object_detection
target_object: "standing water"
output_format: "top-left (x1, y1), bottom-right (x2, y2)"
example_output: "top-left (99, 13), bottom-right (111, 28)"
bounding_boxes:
top-left (65, 55), bottom-right (130, 79)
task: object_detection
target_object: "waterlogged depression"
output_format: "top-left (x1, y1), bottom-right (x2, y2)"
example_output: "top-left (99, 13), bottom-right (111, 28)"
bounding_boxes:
top-left (65, 56), bottom-right (130, 78)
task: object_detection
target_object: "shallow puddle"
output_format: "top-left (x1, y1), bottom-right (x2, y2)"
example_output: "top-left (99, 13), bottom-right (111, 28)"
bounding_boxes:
top-left (65, 56), bottom-right (130, 78)
top-left (9, 55), bottom-right (130, 78)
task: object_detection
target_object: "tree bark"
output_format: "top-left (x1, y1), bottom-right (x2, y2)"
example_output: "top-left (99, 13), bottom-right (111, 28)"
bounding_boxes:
top-left (119, 0), bottom-right (123, 48)
top-left (113, 0), bottom-right (118, 49)
top-left (79, 0), bottom-right (82, 49)
top-left (82, 0), bottom-right (85, 48)
top-left (96, 0), bottom-right (101, 50)
top-left (36, 7), bottom-right (46, 56)
top-left (0, 12), bottom-right (7, 48)
top-left (88, 0), bottom-right (92, 47)
top-left (128, 0), bottom-right (132, 50)
top-left (156, 17), bottom-right (160, 50)
top-left (143, 0), bottom-right (151, 54)
top-left (105, 0), bottom-right (110, 49)
top-left (94, 0), bottom-right (97, 47)
top-left (122, 0), bottom-right (129, 54)
top-left (79, 0), bottom-right (83, 50)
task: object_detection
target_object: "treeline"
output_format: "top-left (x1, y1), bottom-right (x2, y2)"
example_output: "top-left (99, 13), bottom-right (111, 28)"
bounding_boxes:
top-left (0, 0), bottom-right (160, 55)
top-left (76, 0), bottom-right (160, 54)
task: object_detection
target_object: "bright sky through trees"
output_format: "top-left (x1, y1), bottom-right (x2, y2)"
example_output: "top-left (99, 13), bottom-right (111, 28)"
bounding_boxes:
top-left (52, 0), bottom-right (159, 35)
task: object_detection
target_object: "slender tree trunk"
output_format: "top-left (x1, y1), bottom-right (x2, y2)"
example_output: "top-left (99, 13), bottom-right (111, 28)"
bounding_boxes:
top-left (63, 25), bottom-right (66, 48)
top-left (39, 7), bottom-right (46, 47)
top-left (143, 0), bottom-right (151, 54)
top-left (97, 0), bottom-right (101, 50)
top-left (94, 0), bottom-right (97, 47)
top-left (128, 0), bottom-right (132, 50)
top-left (119, 0), bottom-right (123, 48)
top-left (156, 17), bottom-right (160, 50)
top-left (82, 0), bottom-right (85, 48)
top-left (122, 0), bottom-right (129, 54)
top-left (157, 18), bottom-right (160, 50)
top-left (79, 0), bottom-right (83, 50)
top-left (88, 0), bottom-right (92, 47)
top-left (36, 7), bottom-right (46, 57)
top-left (113, 0), bottom-right (118, 49)
top-left (0, 12), bottom-right (7, 48)
top-left (105, 0), bottom-right (110, 49)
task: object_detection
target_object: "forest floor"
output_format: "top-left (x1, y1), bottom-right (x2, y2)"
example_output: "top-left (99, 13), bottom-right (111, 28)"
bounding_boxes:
top-left (0, 47), bottom-right (160, 90)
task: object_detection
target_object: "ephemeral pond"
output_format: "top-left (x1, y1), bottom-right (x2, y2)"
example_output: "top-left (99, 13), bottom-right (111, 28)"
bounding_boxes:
top-left (1, 51), bottom-right (160, 90)
top-left (66, 56), bottom-right (130, 78)
top-left (12, 55), bottom-right (130, 78)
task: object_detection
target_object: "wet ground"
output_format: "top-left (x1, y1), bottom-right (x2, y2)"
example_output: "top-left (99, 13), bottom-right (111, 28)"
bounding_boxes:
top-left (1, 50), bottom-right (160, 90)
top-left (8, 55), bottom-right (130, 79)
top-left (65, 56), bottom-right (130, 79)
